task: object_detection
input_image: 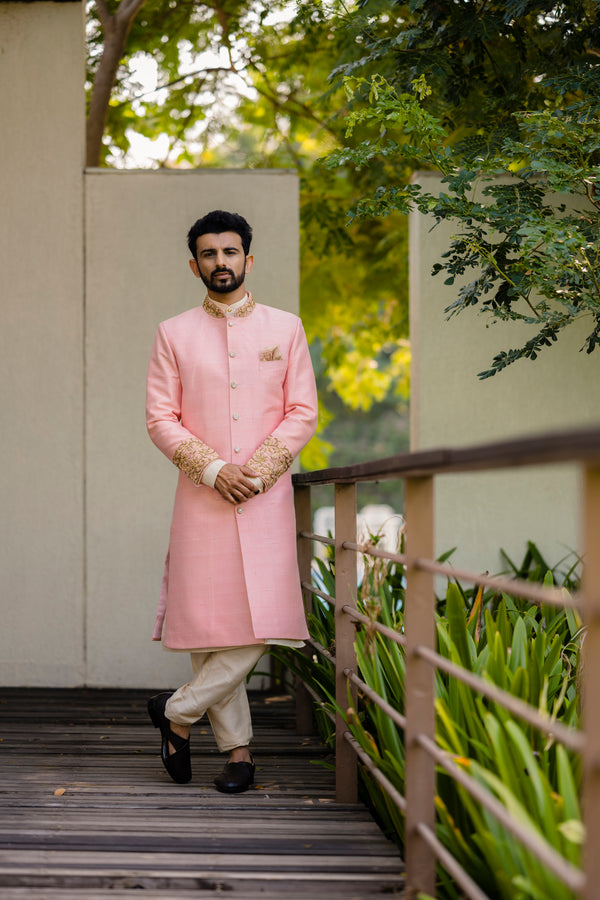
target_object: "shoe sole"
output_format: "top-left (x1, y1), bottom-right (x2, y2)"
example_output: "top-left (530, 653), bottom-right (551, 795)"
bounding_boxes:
top-left (214, 781), bottom-right (254, 794)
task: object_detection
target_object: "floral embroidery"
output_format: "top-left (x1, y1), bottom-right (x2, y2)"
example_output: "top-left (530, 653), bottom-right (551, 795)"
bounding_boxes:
top-left (259, 345), bottom-right (283, 361)
top-left (248, 434), bottom-right (293, 492)
top-left (202, 294), bottom-right (256, 319)
top-left (173, 438), bottom-right (220, 486)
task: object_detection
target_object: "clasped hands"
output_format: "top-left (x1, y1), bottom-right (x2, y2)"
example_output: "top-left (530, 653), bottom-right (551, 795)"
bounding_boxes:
top-left (214, 463), bottom-right (263, 505)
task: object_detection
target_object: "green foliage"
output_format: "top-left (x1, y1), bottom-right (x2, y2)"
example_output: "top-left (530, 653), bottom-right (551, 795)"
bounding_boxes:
top-left (319, 1), bottom-right (600, 377)
top-left (331, 1), bottom-right (599, 142)
top-left (278, 543), bottom-right (585, 899)
top-left (325, 70), bottom-right (600, 378)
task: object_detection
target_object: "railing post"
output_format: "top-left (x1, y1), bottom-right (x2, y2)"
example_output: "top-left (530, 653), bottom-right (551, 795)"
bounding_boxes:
top-left (334, 481), bottom-right (358, 803)
top-left (582, 464), bottom-right (600, 900)
top-left (404, 475), bottom-right (436, 898)
top-left (294, 483), bottom-right (314, 735)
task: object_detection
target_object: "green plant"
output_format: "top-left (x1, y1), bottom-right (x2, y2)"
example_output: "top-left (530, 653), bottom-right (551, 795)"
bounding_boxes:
top-left (279, 543), bottom-right (584, 899)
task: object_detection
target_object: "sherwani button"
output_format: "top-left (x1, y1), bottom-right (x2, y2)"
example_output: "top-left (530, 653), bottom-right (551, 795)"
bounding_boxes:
top-left (229, 350), bottom-right (236, 358)
top-left (234, 446), bottom-right (241, 453)
top-left (231, 382), bottom-right (238, 389)
top-left (228, 321), bottom-right (234, 328)
top-left (233, 413), bottom-right (239, 421)
top-left (237, 507), bottom-right (243, 514)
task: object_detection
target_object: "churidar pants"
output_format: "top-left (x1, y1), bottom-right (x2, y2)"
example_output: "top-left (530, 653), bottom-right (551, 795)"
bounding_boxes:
top-left (164, 645), bottom-right (265, 752)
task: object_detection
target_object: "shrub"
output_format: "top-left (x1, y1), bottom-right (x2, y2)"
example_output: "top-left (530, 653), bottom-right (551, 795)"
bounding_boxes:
top-left (277, 543), bottom-right (584, 899)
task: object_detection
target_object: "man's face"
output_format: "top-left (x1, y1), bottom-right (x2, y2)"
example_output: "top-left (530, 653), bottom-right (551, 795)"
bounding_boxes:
top-left (189, 231), bottom-right (253, 295)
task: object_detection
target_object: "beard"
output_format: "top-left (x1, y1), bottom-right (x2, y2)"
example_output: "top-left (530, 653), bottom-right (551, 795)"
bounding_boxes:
top-left (199, 266), bottom-right (246, 294)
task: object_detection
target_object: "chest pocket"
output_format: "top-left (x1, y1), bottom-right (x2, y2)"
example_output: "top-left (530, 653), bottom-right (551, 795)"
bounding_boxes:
top-left (259, 361), bottom-right (287, 384)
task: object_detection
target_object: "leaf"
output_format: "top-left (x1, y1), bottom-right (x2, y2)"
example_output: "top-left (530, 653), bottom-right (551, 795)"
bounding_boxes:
top-left (557, 819), bottom-right (585, 845)
top-left (556, 744), bottom-right (581, 824)
top-left (509, 616), bottom-right (528, 673)
top-left (446, 583), bottom-right (473, 668)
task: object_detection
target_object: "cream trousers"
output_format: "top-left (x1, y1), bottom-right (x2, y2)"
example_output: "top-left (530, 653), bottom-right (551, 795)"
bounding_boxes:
top-left (164, 645), bottom-right (265, 752)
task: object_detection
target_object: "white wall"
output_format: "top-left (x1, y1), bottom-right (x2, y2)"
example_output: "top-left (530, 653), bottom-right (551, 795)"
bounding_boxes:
top-left (84, 170), bottom-right (299, 687)
top-left (410, 172), bottom-right (600, 575)
top-left (0, 2), bottom-right (86, 685)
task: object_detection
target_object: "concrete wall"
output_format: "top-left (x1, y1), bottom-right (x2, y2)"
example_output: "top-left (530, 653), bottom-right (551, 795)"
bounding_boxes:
top-left (0, 2), bottom-right (86, 685)
top-left (84, 170), bottom-right (299, 688)
top-left (410, 171), bottom-right (600, 575)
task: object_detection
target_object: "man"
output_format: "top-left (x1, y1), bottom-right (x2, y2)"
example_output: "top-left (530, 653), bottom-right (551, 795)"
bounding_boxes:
top-left (145, 210), bottom-right (318, 793)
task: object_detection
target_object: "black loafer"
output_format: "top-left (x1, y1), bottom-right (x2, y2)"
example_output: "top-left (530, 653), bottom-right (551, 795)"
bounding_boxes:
top-left (214, 756), bottom-right (255, 794)
top-left (147, 692), bottom-right (192, 784)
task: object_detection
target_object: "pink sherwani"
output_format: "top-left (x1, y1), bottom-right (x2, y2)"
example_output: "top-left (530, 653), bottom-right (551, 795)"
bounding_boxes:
top-left (146, 295), bottom-right (318, 650)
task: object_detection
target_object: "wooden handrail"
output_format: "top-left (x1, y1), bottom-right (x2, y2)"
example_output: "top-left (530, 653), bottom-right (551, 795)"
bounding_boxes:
top-left (292, 424), bottom-right (600, 485)
top-left (293, 434), bottom-right (600, 900)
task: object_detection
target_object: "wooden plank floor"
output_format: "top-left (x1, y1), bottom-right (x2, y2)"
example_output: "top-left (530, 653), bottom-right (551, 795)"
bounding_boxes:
top-left (0, 688), bottom-right (405, 899)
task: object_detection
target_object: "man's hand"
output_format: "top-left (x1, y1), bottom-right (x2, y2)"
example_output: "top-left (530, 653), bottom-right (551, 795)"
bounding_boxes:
top-left (214, 464), bottom-right (262, 504)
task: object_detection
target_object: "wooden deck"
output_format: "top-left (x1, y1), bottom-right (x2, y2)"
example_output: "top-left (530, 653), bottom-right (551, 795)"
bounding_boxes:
top-left (0, 688), bottom-right (405, 899)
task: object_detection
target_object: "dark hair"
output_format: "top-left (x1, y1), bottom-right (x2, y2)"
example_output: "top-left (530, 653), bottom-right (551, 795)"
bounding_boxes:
top-left (187, 210), bottom-right (253, 259)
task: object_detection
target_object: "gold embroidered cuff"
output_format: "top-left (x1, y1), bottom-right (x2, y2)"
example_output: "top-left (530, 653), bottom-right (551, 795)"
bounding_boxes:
top-left (173, 438), bottom-right (220, 486)
top-left (248, 434), bottom-right (294, 492)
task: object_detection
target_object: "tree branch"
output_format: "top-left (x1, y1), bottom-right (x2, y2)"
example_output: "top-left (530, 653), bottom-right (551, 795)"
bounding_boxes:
top-left (585, 179), bottom-right (600, 211)
top-left (250, 69), bottom-right (340, 140)
top-left (116, 0), bottom-right (147, 25)
top-left (111, 66), bottom-right (236, 107)
top-left (210, 1), bottom-right (232, 40)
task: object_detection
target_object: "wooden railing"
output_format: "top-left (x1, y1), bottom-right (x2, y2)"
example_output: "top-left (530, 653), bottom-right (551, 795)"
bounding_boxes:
top-left (292, 426), bottom-right (600, 900)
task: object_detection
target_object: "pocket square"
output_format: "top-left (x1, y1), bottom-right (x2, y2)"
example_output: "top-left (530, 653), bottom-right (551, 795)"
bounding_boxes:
top-left (259, 346), bottom-right (283, 361)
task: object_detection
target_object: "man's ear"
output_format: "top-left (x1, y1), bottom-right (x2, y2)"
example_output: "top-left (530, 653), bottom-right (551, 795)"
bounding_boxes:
top-left (189, 259), bottom-right (200, 278)
top-left (245, 254), bottom-right (254, 275)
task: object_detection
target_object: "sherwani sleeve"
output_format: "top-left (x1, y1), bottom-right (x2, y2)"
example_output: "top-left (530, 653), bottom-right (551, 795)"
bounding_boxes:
top-left (247, 319), bottom-right (318, 491)
top-left (146, 323), bottom-right (219, 484)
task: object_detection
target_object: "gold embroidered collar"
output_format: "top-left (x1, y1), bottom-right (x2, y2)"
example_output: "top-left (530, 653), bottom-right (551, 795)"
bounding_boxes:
top-left (202, 294), bottom-right (256, 319)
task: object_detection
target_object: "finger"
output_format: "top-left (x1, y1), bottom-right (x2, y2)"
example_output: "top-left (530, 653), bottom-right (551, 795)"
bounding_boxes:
top-left (232, 480), bottom-right (258, 496)
top-left (230, 486), bottom-right (253, 501)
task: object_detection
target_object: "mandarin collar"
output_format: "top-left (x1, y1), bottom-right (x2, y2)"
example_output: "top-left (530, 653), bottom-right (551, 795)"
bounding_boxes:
top-left (202, 293), bottom-right (256, 319)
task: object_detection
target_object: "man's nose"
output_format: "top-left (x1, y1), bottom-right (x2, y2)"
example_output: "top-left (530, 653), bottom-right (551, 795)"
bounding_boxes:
top-left (215, 251), bottom-right (228, 267)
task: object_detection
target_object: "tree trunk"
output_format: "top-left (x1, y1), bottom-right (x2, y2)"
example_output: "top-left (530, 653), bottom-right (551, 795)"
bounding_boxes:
top-left (86, 0), bottom-right (147, 168)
